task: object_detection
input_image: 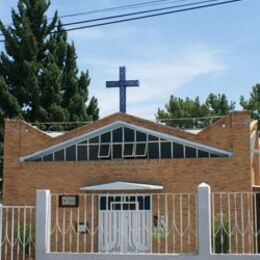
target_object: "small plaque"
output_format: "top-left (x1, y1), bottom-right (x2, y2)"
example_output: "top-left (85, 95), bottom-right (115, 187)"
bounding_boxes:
top-left (59, 195), bottom-right (79, 207)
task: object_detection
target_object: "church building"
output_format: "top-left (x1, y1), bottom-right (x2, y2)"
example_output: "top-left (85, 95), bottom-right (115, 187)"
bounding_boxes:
top-left (2, 110), bottom-right (260, 253)
top-left (2, 67), bottom-right (259, 254)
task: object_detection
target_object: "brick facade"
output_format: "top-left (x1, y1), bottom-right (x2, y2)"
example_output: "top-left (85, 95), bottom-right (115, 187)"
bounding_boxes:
top-left (2, 111), bottom-right (258, 205)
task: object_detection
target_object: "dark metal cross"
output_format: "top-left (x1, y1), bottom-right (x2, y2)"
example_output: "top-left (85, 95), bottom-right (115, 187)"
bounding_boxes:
top-left (106, 66), bottom-right (139, 113)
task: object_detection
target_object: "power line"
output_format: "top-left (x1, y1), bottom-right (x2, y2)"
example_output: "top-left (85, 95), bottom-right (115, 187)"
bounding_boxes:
top-left (61, 0), bottom-right (224, 27)
top-left (58, 0), bottom-right (190, 19)
top-left (0, 0), bottom-right (243, 43)
top-left (65, 0), bottom-right (243, 31)
top-left (0, 0), bottom-right (192, 37)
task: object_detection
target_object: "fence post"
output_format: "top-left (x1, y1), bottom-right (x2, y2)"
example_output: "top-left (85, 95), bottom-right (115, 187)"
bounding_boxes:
top-left (0, 204), bottom-right (2, 260)
top-left (36, 190), bottom-right (51, 260)
top-left (197, 182), bottom-right (211, 258)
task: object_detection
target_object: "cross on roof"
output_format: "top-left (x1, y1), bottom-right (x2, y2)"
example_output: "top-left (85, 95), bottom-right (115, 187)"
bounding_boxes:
top-left (106, 66), bottom-right (139, 113)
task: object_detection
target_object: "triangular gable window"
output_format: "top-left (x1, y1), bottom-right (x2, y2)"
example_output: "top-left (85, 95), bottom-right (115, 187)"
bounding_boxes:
top-left (21, 123), bottom-right (232, 162)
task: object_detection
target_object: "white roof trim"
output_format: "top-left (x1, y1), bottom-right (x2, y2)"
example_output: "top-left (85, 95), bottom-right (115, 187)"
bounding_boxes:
top-left (80, 182), bottom-right (164, 191)
top-left (20, 120), bottom-right (233, 161)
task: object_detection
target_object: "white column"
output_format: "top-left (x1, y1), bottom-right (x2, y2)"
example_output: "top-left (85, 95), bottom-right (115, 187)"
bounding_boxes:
top-left (36, 190), bottom-right (51, 260)
top-left (197, 182), bottom-right (211, 257)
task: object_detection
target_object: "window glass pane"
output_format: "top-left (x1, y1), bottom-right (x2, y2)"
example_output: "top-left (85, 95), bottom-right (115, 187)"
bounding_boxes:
top-left (54, 150), bottom-right (64, 161)
top-left (79, 140), bottom-right (88, 144)
top-left (185, 146), bottom-right (197, 158)
top-left (138, 196), bottom-right (144, 210)
top-left (135, 143), bottom-right (146, 156)
top-left (198, 150), bottom-right (209, 158)
top-left (34, 158), bottom-right (42, 162)
top-left (113, 144), bottom-right (122, 158)
top-left (144, 196), bottom-right (150, 210)
top-left (136, 131), bottom-right (146, 142)
top-left (77, 146), bottom-right (88, 161)
top-left (129, 204), bottom-right (136, 210)
top-left (148, 143), bottom-right (159, 159)
top-left (123, 144), bottom-right (134, 157)
top-left (100, 197), bottom-right (106, 210)
top-left (115, 196), bottom-right (121, 202)
top-left (89, 136), bottom-right (99, 143)
top-left (129, 196), bottom-right (135, 202)
top-left (98, 144), bottom-right (110, 158)
top-left (173, 143), bottom-right (184, 158)
top-left (66, 145), bottom-right (76, 161)
top-left (210, 153), bottom-right (221, 158)
top-left (113, 204), bottom-right (121, 210)
top-left (101, 132), bottom-right (111, 143)
top-left (138, 196), bottom-right (150, 210)
top-left (113, 128), bottom-right (122, 142)
top-left (108, 197), bottom-right (113, 210)
top-left (43, 154), bottom-right (53, 161)
top-left (161, 142), bottom-right (171, 158)
top-left (89, 145), bottom-right (98, 160)
top-left (124, 127), bottom-right (134, 142)
top-left (148, 135), bottom-right (158, 141)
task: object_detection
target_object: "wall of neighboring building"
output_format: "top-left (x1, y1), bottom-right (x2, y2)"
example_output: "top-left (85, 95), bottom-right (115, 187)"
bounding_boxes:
top-left (253, 137), bottom-right (260, 185)
top-left (3, 111), bottom-right (252, 205)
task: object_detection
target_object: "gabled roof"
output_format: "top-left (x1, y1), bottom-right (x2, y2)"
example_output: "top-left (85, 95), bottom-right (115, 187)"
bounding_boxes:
top-left (19, 112), bottom-right (233, 161)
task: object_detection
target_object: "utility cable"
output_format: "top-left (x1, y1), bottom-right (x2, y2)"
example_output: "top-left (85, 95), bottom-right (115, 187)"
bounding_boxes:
top-left (0, 0), bottom-right (243, 43)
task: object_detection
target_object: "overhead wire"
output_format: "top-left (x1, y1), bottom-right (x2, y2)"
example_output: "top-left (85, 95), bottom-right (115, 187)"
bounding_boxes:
top-left (0, 0), bottom-right (195, 37)
top-left (0, 0), bottom-right (243, 43)
top-left (65, 0), bottom-right (243, 31)
top-left (58, 0), bottom-right (191, 19)
top-left (61, 0), bottom-right (225, 27)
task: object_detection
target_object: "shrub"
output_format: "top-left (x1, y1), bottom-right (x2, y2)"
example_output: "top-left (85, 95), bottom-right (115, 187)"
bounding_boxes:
top-left (212, 214), bottom-right (231, 254)
top-left (16, 223), bottom-right (35, 255)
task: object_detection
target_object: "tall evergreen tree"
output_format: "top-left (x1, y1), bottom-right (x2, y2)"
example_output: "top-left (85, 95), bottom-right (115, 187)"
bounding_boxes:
top-left (240, 84), bottom-right (260, 119)
top-left (0, 0), bottom-right (99, 124)
top-left (0, 0), bottom-right (99, 186)
top-left (157, 93), bottom-right (235, 128)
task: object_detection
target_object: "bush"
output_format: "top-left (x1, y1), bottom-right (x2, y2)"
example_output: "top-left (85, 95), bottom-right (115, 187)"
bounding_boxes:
top-left (212, 214), bottom-right (231, 254)
top-left (16, 222), bottom-right (35, 255)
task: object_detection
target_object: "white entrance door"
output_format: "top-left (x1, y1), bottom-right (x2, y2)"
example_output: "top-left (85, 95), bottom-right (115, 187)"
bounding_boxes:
top-left (99, 195), bottom-right (151, 253)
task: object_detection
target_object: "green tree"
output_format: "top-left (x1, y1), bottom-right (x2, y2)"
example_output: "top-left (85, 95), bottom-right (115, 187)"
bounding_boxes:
top-left (240, 84), bottom-right (260, 119)
top-left (0, 0), bottom-right (99, 189)
top-left (157, 95), bottom-right (209, 128)
top-left (206, 93), bottom-right (235, 115)
top-left (157, 93), bottom-right (235, 128)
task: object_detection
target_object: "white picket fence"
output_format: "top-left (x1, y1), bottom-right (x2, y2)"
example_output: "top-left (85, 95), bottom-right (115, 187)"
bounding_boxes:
top-left (0, 183), bottom-right (260, 260)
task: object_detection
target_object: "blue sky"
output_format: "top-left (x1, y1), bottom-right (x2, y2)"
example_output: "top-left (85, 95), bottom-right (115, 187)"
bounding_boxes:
top-left (0, 0), bottom-right (259, 119)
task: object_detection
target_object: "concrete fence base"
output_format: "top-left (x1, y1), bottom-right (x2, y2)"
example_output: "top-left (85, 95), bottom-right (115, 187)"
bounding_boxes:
top-left (36, 183), bottom-right (260, 260)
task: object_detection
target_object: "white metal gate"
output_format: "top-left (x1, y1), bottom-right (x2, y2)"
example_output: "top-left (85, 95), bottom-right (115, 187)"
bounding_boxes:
top-left (98, 195), bottom-right (152, 253)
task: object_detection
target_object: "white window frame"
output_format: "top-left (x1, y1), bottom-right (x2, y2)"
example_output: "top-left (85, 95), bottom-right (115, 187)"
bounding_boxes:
top-left (98, 144), bottom-right (111, 159)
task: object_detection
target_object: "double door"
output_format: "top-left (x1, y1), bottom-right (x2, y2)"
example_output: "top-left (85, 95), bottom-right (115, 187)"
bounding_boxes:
top-left (99, 195), bottom-right (151, 253)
